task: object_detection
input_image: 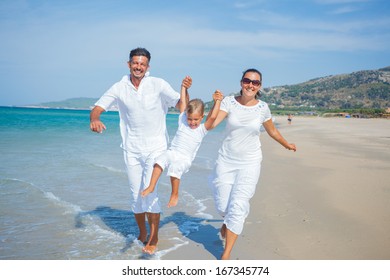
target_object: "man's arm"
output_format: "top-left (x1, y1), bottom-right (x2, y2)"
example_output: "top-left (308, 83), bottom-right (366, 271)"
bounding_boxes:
top-left (90, 106), bottom-right (106, 133)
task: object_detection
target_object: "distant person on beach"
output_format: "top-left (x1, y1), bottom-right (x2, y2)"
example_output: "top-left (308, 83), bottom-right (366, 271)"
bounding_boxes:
top-left (288, 114), bottom-right (292, 125)
top-left (141, 88), bottom-right (223, 207)
top-left (90, 47), bottom-right (192, 255)
top-left (208, 68), bottom-right (297, 260)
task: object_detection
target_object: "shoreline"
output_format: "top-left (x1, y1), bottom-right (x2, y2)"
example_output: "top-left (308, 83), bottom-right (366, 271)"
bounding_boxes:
top-left (163, 116), bottom-right (390, 260)
top-left (2, 105), bottom-right (389, 119)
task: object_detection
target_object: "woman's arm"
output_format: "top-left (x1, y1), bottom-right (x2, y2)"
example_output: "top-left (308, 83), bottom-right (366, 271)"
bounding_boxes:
top-left (208, 109), bottom-right (227, 130)
top-left (204, 90), bottom-right (223, 130)
top-left (263, 119), bottom-right (296, 151)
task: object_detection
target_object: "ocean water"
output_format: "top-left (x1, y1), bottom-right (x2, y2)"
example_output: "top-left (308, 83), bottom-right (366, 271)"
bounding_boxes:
top-left (0, 106), bottom-right (226, 259)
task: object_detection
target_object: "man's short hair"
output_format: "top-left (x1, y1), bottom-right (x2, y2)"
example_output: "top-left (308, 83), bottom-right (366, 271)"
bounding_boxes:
top-left (129, 48), bottom-right (151, 62)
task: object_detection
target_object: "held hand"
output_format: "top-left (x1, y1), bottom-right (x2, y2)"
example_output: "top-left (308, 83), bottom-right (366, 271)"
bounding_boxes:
top-left (182, 76), bottom-right (192, 89)
top-left (213, 90), bottom-right (224, 101)
top-left (90, 120), bottom-right (106, 133)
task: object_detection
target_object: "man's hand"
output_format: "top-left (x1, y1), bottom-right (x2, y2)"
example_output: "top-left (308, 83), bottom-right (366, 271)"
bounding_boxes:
top-left (90, 120), bottom-right (106, 133)
top-left (182, 76), bottom-right (192, 89)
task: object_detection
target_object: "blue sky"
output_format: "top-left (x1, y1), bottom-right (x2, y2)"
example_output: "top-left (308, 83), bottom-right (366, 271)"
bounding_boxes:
top-left (1, 0), bottom-right (389, 106)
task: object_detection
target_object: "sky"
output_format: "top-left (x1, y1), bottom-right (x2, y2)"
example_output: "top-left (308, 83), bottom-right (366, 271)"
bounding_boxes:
top-left (0, 0), bottom-right (389, 106)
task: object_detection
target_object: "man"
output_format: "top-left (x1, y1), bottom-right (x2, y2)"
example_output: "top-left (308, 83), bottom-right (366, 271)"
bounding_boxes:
top-left (90, 47), bottom-right (191, 254)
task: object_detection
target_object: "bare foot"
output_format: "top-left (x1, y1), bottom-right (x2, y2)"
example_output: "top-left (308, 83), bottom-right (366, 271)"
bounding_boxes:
top-left (141, 186), bottom-right (154, 197)
top-left (142, 244), bottom-right (157, 255)
top-left (167, 194), bottom-right (179, 208)
top-left (221, 252), bottom-right (230, 260)
top-left (220, 224), bottom-right (227, 239)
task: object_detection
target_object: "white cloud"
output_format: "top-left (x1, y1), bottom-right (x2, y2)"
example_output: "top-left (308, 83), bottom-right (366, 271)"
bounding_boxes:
top-left (1, 10), bottom-right (388, 72)
top-left (234, 0), bottom-right (266, 9)
top-left (315, 0), bottom-right (370, 4)
top-left (329, 5), bottom-right (360, 14)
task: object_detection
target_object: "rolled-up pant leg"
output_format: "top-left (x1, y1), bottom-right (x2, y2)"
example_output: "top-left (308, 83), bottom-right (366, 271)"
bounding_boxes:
top-left (123, 150), bottom-right (163, 214)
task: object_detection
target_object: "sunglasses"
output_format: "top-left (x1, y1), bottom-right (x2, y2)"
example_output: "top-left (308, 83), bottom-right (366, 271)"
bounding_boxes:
top-left (242, 77), bottom-right (261, 87)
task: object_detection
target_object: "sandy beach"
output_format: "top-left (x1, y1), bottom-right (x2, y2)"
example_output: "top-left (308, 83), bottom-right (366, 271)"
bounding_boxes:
top-left (164, 116), bottom-right (390, 260)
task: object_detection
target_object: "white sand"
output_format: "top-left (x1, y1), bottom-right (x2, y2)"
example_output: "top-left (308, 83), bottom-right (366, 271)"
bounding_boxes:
top-left (164, 117), bottom-right (390, 260)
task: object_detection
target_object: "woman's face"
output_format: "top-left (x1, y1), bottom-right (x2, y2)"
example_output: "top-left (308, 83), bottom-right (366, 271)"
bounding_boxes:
top-left (240, 72), bottom-right (261, 98)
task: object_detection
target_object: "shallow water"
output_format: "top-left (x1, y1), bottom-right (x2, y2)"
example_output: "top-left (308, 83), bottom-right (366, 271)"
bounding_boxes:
top-left (0, 106), bottom-right (225, 259)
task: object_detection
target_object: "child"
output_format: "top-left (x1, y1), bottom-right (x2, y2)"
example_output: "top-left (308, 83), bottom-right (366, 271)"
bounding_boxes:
top-left (141, 87), bottom-right (223, 207)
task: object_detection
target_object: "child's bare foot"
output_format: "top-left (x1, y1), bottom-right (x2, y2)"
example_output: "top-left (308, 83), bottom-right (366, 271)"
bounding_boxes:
top-left (167, 194), bottom-right (179, 208)
top-left (141, 186), bottom-right (154, 197)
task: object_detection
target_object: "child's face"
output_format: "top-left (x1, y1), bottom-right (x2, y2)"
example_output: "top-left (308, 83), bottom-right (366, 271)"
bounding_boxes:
top-left (186, 111), bottom-right (204, 129)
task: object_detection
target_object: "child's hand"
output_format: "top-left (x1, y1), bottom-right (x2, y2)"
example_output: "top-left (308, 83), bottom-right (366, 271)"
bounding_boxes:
top-left (182, 76), bottom-right (192, 89)
top-left (213, 90), bottom-right (224, 102)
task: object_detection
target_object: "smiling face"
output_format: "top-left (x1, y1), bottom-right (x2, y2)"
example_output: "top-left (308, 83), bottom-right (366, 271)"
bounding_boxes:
top-left (128, 55), bottom-right (149, 81)
top-left (186, 111), bottom-right (204, 129)
top-left (185, 98), bottom-right (205, 129)
top-left (240, 71), bottom-right (262, 99)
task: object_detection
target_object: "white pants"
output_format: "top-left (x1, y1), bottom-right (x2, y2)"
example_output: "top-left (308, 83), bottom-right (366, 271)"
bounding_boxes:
top-left (155, 149), bottom-right (192, 179)
top-left (210, 158), bottom-right (261, 235)
top-left (123, 149), bottom-right (164, 214)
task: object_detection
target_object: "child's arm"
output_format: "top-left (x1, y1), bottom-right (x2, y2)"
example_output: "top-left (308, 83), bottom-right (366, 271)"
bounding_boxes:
top-left (177, 76), bottom-right (191, 113)
top-left (204, 90), bottom-right (223, 130)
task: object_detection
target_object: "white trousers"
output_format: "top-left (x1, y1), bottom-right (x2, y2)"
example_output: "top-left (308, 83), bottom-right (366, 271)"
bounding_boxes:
top-left (211, 158), bottom-right (261, 235)
top-left (123, 149), bottom-right (164, 214)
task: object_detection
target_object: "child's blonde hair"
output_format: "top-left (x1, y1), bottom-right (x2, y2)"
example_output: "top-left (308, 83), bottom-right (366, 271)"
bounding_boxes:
top-left (186, 99), bottom-right (205, 115)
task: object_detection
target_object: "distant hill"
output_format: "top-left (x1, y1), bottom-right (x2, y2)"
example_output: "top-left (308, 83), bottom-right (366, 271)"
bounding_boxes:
top-left (35, 66), bottom-right (390, 110)
top-left (37, 97), bottom-right (98, 109)
top-left (261, 66), bottom-right (390, 109)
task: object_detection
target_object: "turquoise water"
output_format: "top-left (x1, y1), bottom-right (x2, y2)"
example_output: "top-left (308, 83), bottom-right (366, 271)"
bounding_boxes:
top-left (0, 106), bottom-right (225, 259)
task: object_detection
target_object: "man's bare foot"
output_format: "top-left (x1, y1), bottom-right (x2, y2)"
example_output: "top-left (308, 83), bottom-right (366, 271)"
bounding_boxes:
top-left (142, 244), bottom-right (157, 255)
top-left (220, 224), bottom-right (227, 239)
top-left (141, 186), bottom-right (154, 197)
top-left (167, 194), bottom-right (179, 208)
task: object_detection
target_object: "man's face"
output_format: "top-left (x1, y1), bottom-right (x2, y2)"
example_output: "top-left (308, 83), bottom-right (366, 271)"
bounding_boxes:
top-left (128, 55), bottom-right (149, 79)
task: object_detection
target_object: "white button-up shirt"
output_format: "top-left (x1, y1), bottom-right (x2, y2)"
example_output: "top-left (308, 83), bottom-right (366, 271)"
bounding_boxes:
top-left (95, 75), bottom-right (180, 153)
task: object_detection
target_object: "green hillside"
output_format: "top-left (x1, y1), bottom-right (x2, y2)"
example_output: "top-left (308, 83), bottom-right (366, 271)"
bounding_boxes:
top-left (38, 97), bottom-right (98, 109)
top-left (261, 66), bottom-right (390, 109)
top-left (37, 66), bottom-right (390, 112)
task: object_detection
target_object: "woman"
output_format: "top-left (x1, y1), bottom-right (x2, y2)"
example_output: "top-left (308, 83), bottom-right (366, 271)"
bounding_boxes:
top-left (209, 68), bottom-right (296, 260)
